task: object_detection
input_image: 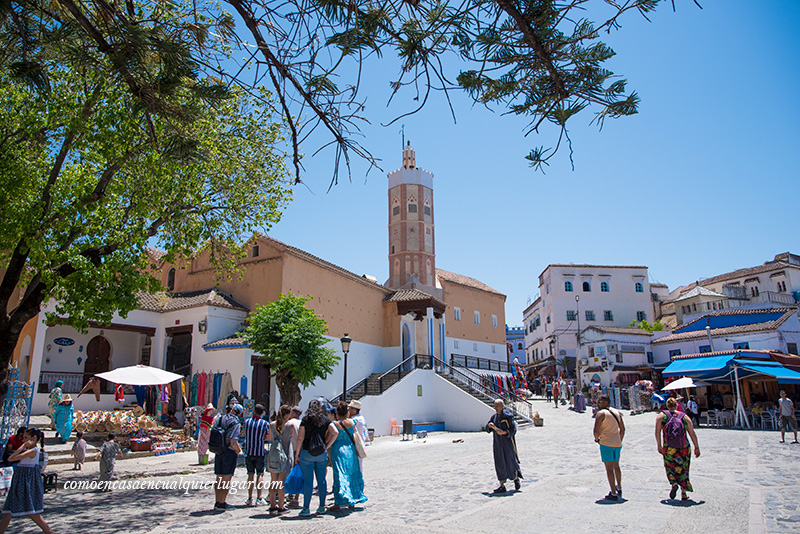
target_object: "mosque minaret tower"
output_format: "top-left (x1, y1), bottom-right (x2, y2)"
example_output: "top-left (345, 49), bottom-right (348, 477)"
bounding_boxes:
top-left (386, 142), bottom-right (439, 296)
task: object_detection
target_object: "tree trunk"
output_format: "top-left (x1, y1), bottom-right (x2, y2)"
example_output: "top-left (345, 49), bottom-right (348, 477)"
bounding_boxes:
top-left (274, 367), bottom-right (302, 407)
top-left (0, 308), bottom-right (38, 400)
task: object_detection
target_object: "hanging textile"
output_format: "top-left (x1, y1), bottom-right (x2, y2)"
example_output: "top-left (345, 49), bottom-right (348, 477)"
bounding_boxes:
top-left (212, 373), bottom-right (222, 408)
top-left (114, 384), bottom-right (125, 403)
top-left (218, 372), bottom-right (234, 409)
top-left (190, 373), bottom-right (199, 406)
top-left (204, 372), bottom-right (213, 405)
top-left (133, 385), bottom-right (146, 407)
top-left (198, 372), bottom-right (207, 406)
top-left (181, 378), bottom-right (189, 406)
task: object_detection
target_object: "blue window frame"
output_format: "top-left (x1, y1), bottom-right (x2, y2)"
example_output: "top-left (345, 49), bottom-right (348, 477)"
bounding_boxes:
top-left (636, 311), bottom-right (646, 321)
top-left (585, 310), bottom-right (595, 321)
top-left (635, 282), bottom-right (643, 293)
top-left (733, 342), bottom-right (750, 350)
top-left (601, 281), bottom-right (609, 292)
top-left (566, 310), bottom-right (576, 321)
top-left (564, 281), bottom-right (573, 292)
top-left (699, 345), bottom-right (712, 353)
top-left (669, 349), bottom-right (681, 357)
top-left (582, 281), bottom-right (591, 292)
top-left (647, 351), bottom-right (654, 363)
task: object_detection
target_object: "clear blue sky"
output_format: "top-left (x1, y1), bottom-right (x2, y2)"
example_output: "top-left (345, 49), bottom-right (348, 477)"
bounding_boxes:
top-left (260, 1), bottom-right (800, 327)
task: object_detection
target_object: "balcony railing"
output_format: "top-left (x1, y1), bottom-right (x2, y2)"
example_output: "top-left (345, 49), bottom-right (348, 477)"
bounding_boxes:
top-left (450, 354), bottom-right (512, 373)
top-left (38, 371), bottom-right (112, 394)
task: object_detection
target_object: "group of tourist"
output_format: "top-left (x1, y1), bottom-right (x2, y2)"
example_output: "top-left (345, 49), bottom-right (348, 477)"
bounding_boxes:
top-left (211, 398), bottom-right (368, 515)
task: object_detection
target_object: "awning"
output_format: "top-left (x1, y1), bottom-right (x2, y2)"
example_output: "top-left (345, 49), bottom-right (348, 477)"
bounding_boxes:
top-left (734, 360), bottom-right (800, 384)
top-left (662, 355), bottom-right (733, 376)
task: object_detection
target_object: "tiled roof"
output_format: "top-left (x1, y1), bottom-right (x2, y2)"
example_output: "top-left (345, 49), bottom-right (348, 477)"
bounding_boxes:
top-left (676, 307), bottom-right (795, 333)
top-left (612, 365), bottom-right (652, 371)
top-left (385, 288), bottom-right (444, 306)
top-left (254, 233), bottom-right (392, 294)
top-left (674, 286), bottom-right (725, 302)
top-left (203, 333), bottom-right (248, 350)
top-left (583, 366), bottom-right (604, 373)
top-left (697, 259), bottom-right (800, 287)
top-left (435, 269), bottom-right (504, 296)
top-left (671, 349), bottom-right (777, 360)
top-left (652, 310), bottom-right (795, 344)
top-left (136, 288), bottom-right (249, 313)
top-left (145, 247), bottom-right (168, 263)
top-left (583, 326), bottom-right (653, 337)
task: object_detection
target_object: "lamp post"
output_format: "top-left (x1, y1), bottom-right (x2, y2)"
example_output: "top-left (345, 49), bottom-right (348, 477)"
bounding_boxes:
top-left (340, 334), bottom-right (351, 401)
top-left (575, 295), bottom-right (581, 346)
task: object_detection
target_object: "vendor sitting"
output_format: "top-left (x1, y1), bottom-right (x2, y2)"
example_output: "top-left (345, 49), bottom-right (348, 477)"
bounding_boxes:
top-left (160, 410), bottom-right (181, 429)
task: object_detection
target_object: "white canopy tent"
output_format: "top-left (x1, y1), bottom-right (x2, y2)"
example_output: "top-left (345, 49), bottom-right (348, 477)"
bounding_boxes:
top-left (95, 365), bottom-right (183, 386)
top-left (662, 377), bottom-right (710, 391)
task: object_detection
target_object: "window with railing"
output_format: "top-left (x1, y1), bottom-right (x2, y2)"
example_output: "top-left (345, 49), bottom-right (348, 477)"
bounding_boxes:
top-left (604, 310), bottom-right (613, 321)
top-left (566, 310), bottom-right (576, 321)
top-left (601, 281), bottom-right (609, 292)
top-left (585, 310), bottom-right (595, 321)
top-left (636, 311), bottom-right (646, 321)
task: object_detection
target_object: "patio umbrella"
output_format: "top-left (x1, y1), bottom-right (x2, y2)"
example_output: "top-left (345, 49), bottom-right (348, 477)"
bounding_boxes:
top-left (662, 376), bottom-right (710, 391)
top-left (95, 365), bottom-right (183, 386)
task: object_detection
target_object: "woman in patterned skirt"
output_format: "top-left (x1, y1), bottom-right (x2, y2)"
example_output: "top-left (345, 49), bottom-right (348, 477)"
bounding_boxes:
top-left (655, 397), bottom-right (701, 500)
top-left (0, 428), bottom-right (53, 533)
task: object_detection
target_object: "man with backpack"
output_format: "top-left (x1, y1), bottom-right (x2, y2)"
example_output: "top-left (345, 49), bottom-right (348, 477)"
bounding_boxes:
top-left (243, 404), bottom-right (270, 506)
top-left (593, 395), bottom-right (625, 501)
top-left (212, 404), bottom-right (242, 510)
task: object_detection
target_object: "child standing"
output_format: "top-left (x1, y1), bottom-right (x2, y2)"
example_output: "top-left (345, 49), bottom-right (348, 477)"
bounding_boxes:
top-left (72, 431), bottom-right (86, 470)
top-left (0, 428), bottom-right (53, 534)
top-left (95, 432), bottom-right (121, 492)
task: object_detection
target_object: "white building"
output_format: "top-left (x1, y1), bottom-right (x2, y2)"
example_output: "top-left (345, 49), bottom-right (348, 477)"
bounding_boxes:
top-left (522, 264), bottom-right (659, 366)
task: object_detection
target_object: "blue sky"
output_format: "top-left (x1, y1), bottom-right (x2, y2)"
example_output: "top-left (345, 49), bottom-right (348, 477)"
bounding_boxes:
top-left (261, 1), bottom-right (800, 327)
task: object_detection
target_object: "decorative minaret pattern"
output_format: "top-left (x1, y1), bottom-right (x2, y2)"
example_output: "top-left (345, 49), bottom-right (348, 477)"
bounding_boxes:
top-left (387, 142), bottom-right (436, 290)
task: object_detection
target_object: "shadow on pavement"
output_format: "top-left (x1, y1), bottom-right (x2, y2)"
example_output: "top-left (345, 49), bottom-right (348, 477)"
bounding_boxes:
top-left (482, 490), bottom-right (519, 497)
top-left (660, 499), bottom-right (706, 507)
top-left (595, 497), bottom-right (626, 505)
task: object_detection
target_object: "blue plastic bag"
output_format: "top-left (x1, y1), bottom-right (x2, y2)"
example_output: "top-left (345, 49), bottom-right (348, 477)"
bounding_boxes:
top-left (285, 463), bottom-right (304, 494)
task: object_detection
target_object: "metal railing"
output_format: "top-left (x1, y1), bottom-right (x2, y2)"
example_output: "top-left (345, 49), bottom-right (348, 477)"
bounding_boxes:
top-left (0, 369), bottom-right (34, 453)
top-left (450, 354), bottom-right (512, 373)
top-left (444, 359), bottom-right (534, 423)
top-left (337, 354), bottom-right (534, 424)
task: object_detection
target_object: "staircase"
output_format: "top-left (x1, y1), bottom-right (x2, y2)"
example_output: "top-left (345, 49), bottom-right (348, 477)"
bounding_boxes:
top-left (437, 372), bottom-right (532, 427)
top-left (340, 354), bottom-right (534, 427)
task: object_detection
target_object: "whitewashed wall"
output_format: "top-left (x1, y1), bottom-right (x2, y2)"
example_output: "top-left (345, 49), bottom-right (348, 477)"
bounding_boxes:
top-left (358, 369), bottom-right (494, 436)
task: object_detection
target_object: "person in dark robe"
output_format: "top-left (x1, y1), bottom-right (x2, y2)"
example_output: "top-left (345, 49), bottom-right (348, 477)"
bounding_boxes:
top-left (486, 399), bottom-right (522, 493)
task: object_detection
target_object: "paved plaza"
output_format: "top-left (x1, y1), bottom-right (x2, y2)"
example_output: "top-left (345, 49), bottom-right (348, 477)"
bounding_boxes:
top-left (13, 402), bottom-right (800, 534)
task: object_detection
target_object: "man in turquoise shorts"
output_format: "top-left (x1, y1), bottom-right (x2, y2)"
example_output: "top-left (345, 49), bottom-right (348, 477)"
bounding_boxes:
top-left (593, 396), bottom-right (625, 501)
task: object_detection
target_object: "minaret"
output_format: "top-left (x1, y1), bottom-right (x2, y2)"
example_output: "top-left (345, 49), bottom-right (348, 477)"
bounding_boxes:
top-left (387, 142), bottom-right (437, 293)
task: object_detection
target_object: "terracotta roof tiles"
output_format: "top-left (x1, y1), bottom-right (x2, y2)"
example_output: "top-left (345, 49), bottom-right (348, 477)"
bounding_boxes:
top-left (435, 269), bottom-right (504, 296)
top-left (136, 288), bottom-right (249, 313)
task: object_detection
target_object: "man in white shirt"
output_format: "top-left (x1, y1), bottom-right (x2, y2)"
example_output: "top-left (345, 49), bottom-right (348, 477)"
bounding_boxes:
top-left (778, 390), bottom-right (798, 444)
top-left (686, 396), bottom-right (700, 427)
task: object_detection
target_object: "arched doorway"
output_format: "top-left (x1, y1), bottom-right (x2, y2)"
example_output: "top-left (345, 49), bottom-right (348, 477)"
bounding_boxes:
top-left (402, 323), bottom-right (412, 361)
top-left (85, 336), bottom-right (111, 391)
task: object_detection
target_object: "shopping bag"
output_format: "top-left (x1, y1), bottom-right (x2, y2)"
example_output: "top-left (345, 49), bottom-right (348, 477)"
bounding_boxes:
top-left (284, 463), bottom-right (304, 495)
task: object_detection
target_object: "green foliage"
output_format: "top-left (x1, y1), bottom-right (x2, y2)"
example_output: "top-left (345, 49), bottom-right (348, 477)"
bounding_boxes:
top-left (628, 320), bottom-right (665, 332)
top-left (245, 294), bottom-right (339, 391)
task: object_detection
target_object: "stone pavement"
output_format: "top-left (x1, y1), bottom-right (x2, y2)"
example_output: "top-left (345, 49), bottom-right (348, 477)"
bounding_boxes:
top-left (9, 401), bottom-right (800, 533)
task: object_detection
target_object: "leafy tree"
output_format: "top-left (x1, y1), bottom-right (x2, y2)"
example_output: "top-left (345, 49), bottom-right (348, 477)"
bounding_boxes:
top-left (244, 293), bottom-right (339, 406)
top-left (0, 2), bottom-right (291, 395)
top-left (628, 319), bottom-right (665, 332)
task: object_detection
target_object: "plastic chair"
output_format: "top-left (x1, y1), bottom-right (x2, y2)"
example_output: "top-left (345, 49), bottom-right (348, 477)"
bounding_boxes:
top-left (706, 410), bottom-right (720, 427)
top-left (760, 412), bottom-right (776, 430)
top-left (389, 418), bottom-right (402, 436)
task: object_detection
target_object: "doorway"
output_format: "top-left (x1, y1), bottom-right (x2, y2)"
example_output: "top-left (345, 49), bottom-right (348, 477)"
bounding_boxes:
top-left (85, 336), bottom-right (111, 393)
top-left (251, 356), bottom-right (271, 408)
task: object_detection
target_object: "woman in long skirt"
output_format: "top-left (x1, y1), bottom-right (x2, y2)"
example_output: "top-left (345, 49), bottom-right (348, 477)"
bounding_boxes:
top-left (197, 404), bottom-right (215, 464)
top-left (47, 382), bottom-right (63, 427)
top-left (328, 402), bottom-right (367, 510)
top-left (655, 397), bottom-right (701, 500)
top-left (0, 428), bottom-right (53, 534)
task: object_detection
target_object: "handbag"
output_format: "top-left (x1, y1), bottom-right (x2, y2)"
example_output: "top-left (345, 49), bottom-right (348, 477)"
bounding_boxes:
top-left (284, 463), bottom-right (304, 495)
top-left (342, 422), bottom-right (367, 459)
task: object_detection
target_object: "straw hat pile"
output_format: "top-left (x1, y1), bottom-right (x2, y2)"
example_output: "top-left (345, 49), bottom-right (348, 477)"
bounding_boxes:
top-left (73, 409), bottom-right (157, 432)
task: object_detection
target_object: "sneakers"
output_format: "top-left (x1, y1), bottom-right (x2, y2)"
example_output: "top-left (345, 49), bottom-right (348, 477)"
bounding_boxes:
top-left (214, 502), bottom-right (234, 510)
top-left (245, 498), bottom-right (254, 506)
top-left (299, 508), bottom-right (311, 516)
top-left (616, 487), bottom-right (622, 498)
top-left (493, 485), bottom-right (507, 494)
top-left (256, 498), bottom-right (268, 506)
top-left (604, 493), bottom-right (619, 501)
top-left (316, 505), bottom-right (326, 514)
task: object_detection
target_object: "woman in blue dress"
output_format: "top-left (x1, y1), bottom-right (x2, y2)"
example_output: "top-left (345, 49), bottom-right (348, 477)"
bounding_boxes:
top-left (54, 394), bottom-right (74, 444)
top-left (0, 428), bottom-right (53, 534)
top-left (328, 401), bottom-right (367, 510)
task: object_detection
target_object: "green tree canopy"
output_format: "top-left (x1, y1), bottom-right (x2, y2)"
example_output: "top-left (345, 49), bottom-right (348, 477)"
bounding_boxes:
top-left (628, 319), bottom-right (665, 332)
top-left (244, 293), bottom-right (339, 406)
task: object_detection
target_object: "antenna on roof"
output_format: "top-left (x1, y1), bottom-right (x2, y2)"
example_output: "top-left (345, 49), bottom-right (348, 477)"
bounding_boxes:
top-left (400, 124), bottom-right (405, 150)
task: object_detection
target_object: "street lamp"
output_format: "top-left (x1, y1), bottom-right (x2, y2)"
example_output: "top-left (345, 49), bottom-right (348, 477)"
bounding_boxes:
top-left (575, 295), bottom-right (581, 344)
top-left (340, 334), bottom-right (351, 401)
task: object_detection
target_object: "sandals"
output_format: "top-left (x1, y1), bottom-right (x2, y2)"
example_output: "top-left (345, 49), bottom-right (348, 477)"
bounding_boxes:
top-left (681, 495), bottom-right (690, 501)
top-left (669, 485), bottom-right (678, 500)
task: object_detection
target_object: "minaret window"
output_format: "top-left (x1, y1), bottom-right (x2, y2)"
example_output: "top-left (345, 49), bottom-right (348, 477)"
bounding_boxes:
top-left (424, 198), bottom-right (432, 216)
top-left (407, 195), bottom-right (417, 213)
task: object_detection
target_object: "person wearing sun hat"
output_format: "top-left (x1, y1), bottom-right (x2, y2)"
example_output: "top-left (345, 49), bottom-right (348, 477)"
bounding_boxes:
top-left (197, 404), bottom-right (216, 464)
